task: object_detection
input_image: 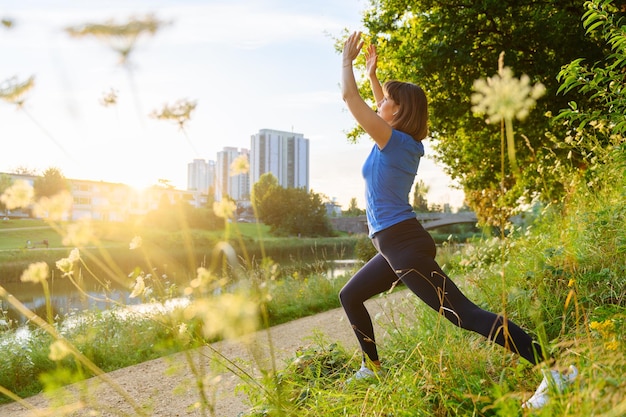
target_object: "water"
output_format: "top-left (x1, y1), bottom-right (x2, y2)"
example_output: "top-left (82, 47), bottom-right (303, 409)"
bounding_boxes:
top-left (0, 258), bottom-right (360, 328)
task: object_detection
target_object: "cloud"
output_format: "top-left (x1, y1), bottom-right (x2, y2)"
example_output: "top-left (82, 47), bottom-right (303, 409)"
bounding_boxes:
top-left (158, 3), bottom-right (347, 49)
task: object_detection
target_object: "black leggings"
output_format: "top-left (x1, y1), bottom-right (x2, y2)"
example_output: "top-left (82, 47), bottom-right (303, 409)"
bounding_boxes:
top-left (339, 218), bottom-right (544, 365)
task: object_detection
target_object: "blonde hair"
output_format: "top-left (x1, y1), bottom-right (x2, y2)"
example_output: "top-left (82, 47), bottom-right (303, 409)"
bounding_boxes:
top-left (384, 81), bottom-right (428, 141)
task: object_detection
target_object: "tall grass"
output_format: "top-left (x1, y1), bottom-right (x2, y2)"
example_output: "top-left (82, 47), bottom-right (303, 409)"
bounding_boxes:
top-left (239, 147), bottom-right (626, 416)
top-left (0, 167), bottom-right (623, 415)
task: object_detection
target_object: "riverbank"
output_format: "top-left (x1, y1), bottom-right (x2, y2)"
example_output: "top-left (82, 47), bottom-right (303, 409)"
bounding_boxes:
top-left (0, 289), bottom-right (415, 417)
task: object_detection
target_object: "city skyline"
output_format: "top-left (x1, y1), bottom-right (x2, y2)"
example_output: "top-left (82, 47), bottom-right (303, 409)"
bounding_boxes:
top-left (1, 0), bottom-right (464, 210)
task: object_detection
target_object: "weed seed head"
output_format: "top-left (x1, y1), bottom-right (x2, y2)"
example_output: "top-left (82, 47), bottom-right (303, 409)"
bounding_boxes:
top-left (21, 262), bottom-right (50, 284)
top-left (471, 67), bottom-right (546, 123)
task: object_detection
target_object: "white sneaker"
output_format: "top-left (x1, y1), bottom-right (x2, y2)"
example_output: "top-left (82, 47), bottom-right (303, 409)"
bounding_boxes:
top-left (522, 365), bottom-right (578, 409)
top-left (346, 365), bottom-right (377, 384)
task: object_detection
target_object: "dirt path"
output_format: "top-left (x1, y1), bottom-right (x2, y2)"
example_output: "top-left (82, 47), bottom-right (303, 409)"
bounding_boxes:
top-left (0, 290), bottom-right (415, 417)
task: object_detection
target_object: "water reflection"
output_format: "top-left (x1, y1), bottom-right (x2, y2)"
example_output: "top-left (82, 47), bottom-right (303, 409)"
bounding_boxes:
top-left (326, 259), bottom-right (360, 279)
top-left (0, 258), bottom-right (360, 327)
top-left (1, 278), bottom-right (141, 326)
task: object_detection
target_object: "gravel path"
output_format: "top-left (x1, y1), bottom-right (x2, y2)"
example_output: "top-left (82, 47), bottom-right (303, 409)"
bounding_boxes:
top-left (0, 290), bottom-right (415, 417)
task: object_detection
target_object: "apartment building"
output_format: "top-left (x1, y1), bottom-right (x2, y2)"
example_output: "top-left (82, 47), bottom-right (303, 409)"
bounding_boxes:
top-left (249, 128), bottom-right (309, 191)
top-left (215, 147), bottom-right (250, 201)
top-left (1, 173), bottom-right (196, 222)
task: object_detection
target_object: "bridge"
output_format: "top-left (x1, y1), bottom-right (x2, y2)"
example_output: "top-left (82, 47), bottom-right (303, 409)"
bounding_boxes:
top-left (329, 212), bottom-right (478, 235)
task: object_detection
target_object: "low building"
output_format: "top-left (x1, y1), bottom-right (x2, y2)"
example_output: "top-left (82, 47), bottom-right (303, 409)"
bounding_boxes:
top-left (1, 173), bottom-right (198, 222)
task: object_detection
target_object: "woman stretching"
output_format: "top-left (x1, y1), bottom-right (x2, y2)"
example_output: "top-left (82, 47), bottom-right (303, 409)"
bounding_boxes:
top-left (339, 31), bottom-right (576, 409)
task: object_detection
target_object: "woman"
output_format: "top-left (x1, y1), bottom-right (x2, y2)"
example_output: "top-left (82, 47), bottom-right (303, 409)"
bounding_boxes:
top-left (339, 31), bottom-right (576, 409)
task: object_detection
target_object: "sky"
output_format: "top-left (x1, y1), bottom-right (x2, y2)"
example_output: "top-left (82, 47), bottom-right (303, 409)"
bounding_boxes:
top-left (0, 0), bottom-right (464, 210)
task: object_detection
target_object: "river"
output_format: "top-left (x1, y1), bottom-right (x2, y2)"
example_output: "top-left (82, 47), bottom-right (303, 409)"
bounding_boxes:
top-left (0, 258), bottom-right (360, 327)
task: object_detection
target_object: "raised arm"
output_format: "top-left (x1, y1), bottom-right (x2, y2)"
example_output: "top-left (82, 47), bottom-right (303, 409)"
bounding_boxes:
top-left (342, 31), bottom-right (392, 149)
top-left (366, 44), bottom-right (384, 106)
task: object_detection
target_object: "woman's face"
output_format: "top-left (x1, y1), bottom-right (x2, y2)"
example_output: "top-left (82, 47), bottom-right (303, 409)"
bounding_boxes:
top-left (377, 96), bottom-right (399, 124)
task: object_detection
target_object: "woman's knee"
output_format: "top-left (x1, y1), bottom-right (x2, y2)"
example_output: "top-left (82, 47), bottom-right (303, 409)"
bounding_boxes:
top-left (338, 285), bottom-right (355, 308)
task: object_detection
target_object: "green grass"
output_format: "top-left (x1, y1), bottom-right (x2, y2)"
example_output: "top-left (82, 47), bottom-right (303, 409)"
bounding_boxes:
top-left (237, 158), bottom-right (626, 415)
top-left (1, 162), bottom-right (624, 415)
top-left (0, 221), bottom-right (62, 250)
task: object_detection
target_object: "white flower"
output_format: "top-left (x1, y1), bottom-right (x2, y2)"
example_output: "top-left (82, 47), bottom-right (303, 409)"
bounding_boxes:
top-left (471, 67), bottom-right (546, 123)
top-left (0, 180), bottom-right (34, 210)
top-left (21, 262), bottom-right (49, 284)
top-left (68, 248), bottom-right (80, 263)
top-left (56, 248), bottom-right (81, 277)
top-left (230, 155), bottom-right (249, 176)
top-left (32, 191), bottom-right (73, 221)
top-left (129, 235), bottom-right (142, 250)
top-left (129, 276), bottom-right (146, 298)
top-left (213, 200), bottom-right (237, 219)
top-left (62, 218), bottom-right (95, 247)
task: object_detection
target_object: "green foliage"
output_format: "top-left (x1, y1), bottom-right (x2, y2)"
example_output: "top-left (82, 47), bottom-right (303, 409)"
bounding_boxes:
top-left (342, 197), bottom-right (365, 217)
top-left (353, 0), bottom-right (609, 220)
top-left (412, 179), bottom-right (430, 212)
top-left (2, 2), bottom-right (625, 414)
top-left (354, 234), bottom-right (377, 263)
top-left (241, 151), bottom-right (626, 415)
top-left (0, 328), bottom-right (56, 398)
top-left (251, 172), bottom-right (279, 220)
top-left (264, 274), bottom-right (348, 325)
top-left (557, 0), bottom-right (626, 134)
top-left (253, 174), bottom-right (334, 237)
top-left (33, 167), bottom-right (69, 199)
top-left (553, 0), bottom-right (626, 192)
top-left (0, 174), bottom-right (12, 213)
top-left (143, 199), bottom-right (222, 231)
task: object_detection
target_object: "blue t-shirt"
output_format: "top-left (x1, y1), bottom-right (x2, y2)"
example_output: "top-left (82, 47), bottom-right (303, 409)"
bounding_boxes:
top-left (362, 129), bottom-right (424, 237)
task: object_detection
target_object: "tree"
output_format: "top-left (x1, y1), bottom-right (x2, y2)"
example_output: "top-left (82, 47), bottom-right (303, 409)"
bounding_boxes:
top-left (33, 167), bottom-right (69, 198)
top-left (251, 173), bottom-right (279, 219)
top-left (253, 181), bottom-right (334, 237)
top-left (412, 179), bottom-right (430, 212)
top-left (343, 197), bottom-right (365, 217)
top-left (351, 0), bottom-right (612, 221)
top-left (0, 173), bottom-right (13, 215)
top-left (555, 1), bottom-right (626, 162)
top-left (13, 166), bottom-right (37, 175)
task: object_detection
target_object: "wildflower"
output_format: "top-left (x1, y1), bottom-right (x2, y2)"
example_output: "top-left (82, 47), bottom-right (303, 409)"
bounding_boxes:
top-left (56, 258), bottom-right (73, 277)
top-left (213, 199), bottom-right (237, 219)
top-left (21, 262), bottom-right (49, 284)
top-left (214, 294), bottom-right (258, 340)
top-left (62, 218), bottom-right (95, 247)
top-left (100, 88), bottom-right (118, 107)
top-left (590, 320), bottom-right (614, 334)
top-left (56, 249), bottom-right (80, 277)
top-left (186, 294), bottom-right (258, 341)
top-left (0, 180), bottom-right (34, 210)
top-left (49, 339), bottom-right (72, 361)
top-left (178, 323), bottom-right (190, 343)
top-left (68, 248), bottom-right (80, 263)
top-left (129, 276), bottom-right (146, 298)
top-left (590, 320), bottom-right (619, 350)
top-left (471, 67), bottom-right (546, 124)
top-left (150, 99), bottom-right (197, 130)
top-left (32, 190), bottom-right (73, 221)
top-left (65, 15), bottom-right (166, 64)
top-left (129, 235), bottom-right (142, 250)
top-left (0, 76), bottom-right (35, 107)
top-left (194, 267), bottom-right (216, 286)
top-left (230, 155), bottom-right (250, 176)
